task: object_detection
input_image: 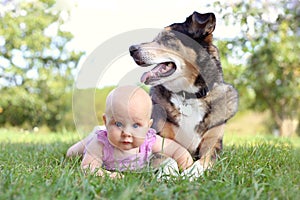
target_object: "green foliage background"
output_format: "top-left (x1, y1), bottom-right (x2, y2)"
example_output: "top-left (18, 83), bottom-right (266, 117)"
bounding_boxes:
top-left (0, 0), bottom-right (83, 131)
top-left (0, 0), bottom-right (299, 135)
top-left (212, 0), bottom-right (300, 136)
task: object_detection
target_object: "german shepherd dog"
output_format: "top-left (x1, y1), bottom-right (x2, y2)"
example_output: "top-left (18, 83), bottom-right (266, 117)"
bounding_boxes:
top-left (129, 12), bottom-right (238, 170)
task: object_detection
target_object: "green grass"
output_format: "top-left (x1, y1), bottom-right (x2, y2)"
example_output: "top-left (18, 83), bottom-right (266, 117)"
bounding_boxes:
top-left (1, 129), bottom-right (300, 200)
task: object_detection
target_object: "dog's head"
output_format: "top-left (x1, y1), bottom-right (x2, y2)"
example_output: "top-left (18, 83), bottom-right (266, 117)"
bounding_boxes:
top-left (129, 12), bottom-right (223, 92)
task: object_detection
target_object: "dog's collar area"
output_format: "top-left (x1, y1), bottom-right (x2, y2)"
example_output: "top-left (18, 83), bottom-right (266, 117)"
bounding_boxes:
top-left (176, 87), bottom-right (208, 99)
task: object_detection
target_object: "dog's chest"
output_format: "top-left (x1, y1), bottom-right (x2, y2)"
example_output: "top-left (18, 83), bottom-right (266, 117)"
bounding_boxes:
top-left (170, 95), bottom-right (207, 152)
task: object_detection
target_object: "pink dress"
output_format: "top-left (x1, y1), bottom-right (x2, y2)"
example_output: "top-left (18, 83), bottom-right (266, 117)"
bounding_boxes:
top-left (96, 128), bottom-right (157, 171)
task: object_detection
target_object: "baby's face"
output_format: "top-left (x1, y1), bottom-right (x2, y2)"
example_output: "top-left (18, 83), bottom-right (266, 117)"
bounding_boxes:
top-left (104, 110), bottom-right (152, 151)
top-left (103, 86), bottom-right (153, 151)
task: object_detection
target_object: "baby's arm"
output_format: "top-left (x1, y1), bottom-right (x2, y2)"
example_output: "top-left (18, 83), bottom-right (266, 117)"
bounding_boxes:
top-left (67, 126), bottom-right (103, 157)
top-left (152, 135), bottom-right (193, 170)
top-left (81, 133), bottom-right (104, 175)
top-left (82, 134), bottom-right (122, 179)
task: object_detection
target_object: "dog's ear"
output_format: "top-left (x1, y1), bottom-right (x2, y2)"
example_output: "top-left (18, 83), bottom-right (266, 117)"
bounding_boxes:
top-left (190, 12), bottom-right (216, 39)
top-left (167, 12), bottom-right (216, 42)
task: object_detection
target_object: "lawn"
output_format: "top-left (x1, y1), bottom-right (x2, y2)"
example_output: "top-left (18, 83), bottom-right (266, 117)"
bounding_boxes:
top-left (0, 129), bottom-right (300, 200)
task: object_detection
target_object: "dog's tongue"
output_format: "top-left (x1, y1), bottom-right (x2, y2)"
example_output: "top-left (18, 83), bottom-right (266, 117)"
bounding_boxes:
top-left (141, 71), bottom-right (152, 83)
top-left (140, 63), bottom-right (165, 83)
top-left (140, 63), bottom-right (174, 83)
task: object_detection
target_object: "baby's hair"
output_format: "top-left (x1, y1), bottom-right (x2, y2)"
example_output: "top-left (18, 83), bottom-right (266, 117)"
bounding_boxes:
top-left (105, 85), bottom-right (152, 119)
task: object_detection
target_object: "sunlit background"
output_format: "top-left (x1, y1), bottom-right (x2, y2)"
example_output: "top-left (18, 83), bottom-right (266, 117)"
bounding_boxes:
top-left (56, 0), bottom-right (242, 87)
top-left (0, 0), bottom-right (299, 138)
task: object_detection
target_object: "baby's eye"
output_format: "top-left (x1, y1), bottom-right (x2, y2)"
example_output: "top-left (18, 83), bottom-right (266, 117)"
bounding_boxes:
top-left (115, 121), bottom-right (123, 127)
top-left (132, 123), bottom-right (140, 128)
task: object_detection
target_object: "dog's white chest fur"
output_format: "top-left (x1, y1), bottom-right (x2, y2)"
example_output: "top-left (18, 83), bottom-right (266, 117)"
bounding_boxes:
top-left (170, 95), bottom-right (206, 152)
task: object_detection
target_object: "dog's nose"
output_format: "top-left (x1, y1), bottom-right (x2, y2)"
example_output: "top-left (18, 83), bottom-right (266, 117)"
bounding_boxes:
top-left (129, 45), bottom-right (139, 56)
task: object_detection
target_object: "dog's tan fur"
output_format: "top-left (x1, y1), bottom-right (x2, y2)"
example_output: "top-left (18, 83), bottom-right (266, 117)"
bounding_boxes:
top-left (129, 12), bottom-right (238, 169)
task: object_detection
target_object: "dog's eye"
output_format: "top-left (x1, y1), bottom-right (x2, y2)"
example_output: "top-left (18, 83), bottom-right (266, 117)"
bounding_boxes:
top-left (162, 35), bottom-right (174, 41)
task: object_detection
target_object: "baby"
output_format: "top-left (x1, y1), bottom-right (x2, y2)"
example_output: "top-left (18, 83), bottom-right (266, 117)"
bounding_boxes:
top-left (67, 85), bottom-right (193, 178)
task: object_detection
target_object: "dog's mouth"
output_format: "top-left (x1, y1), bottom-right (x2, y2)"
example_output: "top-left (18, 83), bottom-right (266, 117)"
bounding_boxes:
top-left (140, 62), bottom-right (176, 84)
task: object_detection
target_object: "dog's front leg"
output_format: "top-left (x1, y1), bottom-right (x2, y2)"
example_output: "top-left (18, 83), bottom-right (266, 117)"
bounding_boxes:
top-left (151, 103), bottom-right (180, 140)
top-left (180, 124), bottom-right (224, 180)
top-left (196, 124), bottom-right (225, 170)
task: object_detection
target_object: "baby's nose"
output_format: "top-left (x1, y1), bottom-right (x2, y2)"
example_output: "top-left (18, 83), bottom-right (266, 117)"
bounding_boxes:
top-left (121, 128), bottom-right (132, 137)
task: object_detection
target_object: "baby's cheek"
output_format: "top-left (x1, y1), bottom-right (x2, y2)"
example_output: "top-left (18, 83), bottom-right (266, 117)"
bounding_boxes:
top-left (134, 136), bottom-right (146, 146)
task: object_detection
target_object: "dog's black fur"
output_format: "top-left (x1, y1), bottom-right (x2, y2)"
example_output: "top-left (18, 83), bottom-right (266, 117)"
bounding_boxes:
top-left (130, 12), bottom-right (238, 169)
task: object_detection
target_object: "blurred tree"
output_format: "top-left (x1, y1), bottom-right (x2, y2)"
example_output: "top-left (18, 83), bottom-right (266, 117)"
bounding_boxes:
top-left (211, 0), bottom-right (300, 136)
top-left (0, 0), bottom-right (84, 131)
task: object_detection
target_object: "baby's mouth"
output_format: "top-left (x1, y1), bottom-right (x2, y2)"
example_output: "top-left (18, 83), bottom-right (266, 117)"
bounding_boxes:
top-left (121, 140), bottom-right (132, 144)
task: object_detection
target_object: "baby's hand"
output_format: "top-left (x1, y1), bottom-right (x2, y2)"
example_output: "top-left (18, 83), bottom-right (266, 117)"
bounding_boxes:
top-left (107, 171), bottom-right (124, 179)
top-left (82, 165), bottom-right (124, 179)
top-left (94, 168), bottom-right (124, 179)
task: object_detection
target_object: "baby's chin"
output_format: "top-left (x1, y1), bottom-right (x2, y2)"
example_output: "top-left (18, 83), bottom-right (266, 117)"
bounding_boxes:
top-left (118, 145), bottom-right (140, 153)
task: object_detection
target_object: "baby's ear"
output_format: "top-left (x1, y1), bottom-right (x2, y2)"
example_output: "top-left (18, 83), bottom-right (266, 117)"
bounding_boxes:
top-left (102, 114), bottom-right (107, 125)
top-left (148, 119), bottom-right (153, 128)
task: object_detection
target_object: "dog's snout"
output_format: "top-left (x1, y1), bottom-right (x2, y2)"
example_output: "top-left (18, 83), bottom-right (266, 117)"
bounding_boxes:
top-left (129, 45), bottom-right (139, 56)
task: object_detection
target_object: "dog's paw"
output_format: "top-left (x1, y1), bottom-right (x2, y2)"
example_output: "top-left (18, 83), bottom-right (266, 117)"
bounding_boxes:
top-left (180, 161), bottom-right (204, 181)
top-left (156, 157), bottom-right (179, 181)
